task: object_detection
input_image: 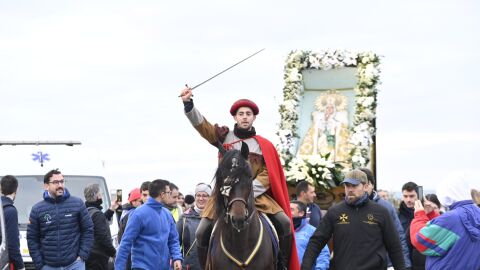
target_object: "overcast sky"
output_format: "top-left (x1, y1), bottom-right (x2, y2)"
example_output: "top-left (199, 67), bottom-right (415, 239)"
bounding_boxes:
top-left (1, 1), bottom-right (479, 196)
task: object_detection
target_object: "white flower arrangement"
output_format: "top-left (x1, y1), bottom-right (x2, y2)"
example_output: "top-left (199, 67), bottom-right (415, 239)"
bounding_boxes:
top-left (277, 50), bottom-right (381, 179)
top-left (285, 153), bottom-right (344, 189)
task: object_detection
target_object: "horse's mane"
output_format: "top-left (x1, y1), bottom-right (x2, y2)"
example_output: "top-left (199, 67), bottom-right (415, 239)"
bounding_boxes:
top-left (213, 149), bottom-right (253, 220)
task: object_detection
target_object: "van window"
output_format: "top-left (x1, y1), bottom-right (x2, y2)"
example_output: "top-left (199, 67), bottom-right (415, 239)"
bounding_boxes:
top-left (14, 175), bottom-right (110, 225)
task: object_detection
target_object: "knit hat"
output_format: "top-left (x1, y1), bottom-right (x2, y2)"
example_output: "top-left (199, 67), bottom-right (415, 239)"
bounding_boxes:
top-left (195, 183), bottom-right (212, 196)
top-left (341, 169), bottom-right (368, 186)
top-left (230, 99), bottom-right (259, 116)
top-left (128, 188), bottom-right (141, 203)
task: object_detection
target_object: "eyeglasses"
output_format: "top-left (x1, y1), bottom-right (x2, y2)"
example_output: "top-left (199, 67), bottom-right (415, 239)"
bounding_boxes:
top-left (49, 179), bottom-right (66, 185)
top-left (163, 191), bottom-right (172, 196)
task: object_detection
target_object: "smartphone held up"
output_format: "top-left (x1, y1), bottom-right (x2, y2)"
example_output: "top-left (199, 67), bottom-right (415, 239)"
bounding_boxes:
top-left (417, 186), bottom-right (423, 201)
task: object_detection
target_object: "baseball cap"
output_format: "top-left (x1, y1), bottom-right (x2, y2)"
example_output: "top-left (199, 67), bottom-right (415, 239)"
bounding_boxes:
top-left (341, 169), bottom-right (368, 186)
top-left (128, 188), bottom-right (142, 203)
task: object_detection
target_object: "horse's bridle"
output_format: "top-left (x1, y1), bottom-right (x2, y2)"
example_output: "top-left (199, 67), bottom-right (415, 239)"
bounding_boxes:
top-left (221, 177), bottom-right (253, 232)
top-left (224, 197), bottom-right (251, 232)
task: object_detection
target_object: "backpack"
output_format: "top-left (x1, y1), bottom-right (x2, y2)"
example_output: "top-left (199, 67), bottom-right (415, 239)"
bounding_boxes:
top-left (87, 206), bottom-right (102, 217)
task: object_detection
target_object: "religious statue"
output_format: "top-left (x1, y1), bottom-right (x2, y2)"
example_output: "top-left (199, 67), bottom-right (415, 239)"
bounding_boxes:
top-left (298, 90), bottom-right (350, 162)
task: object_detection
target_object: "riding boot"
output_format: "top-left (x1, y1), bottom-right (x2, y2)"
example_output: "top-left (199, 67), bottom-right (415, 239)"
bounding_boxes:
top-left (196, 218), bottom-right (213, 270)
top-left (197, 244), bottom-right (209, 270)
top-left (278, 233), bottom-right (292, 270)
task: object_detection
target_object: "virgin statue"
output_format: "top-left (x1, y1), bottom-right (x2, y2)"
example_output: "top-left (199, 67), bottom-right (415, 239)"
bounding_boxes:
top-left (298, 91), bottom-right (350, 162)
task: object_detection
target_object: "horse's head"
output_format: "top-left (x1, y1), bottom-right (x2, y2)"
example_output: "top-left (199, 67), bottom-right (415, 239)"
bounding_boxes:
top-left (214, 147), bottom-right (253, 232)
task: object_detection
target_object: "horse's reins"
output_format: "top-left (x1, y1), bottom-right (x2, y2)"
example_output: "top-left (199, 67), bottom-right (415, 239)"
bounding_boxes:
top-left (220, 213), bottom-right (264, 269)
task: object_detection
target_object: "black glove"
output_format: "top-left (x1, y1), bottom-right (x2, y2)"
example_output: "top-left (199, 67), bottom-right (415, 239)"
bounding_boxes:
top-left (183, 99), bottom-right (194, 113)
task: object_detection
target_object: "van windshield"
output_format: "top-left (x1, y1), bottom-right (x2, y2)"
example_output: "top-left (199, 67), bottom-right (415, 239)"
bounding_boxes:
top-left (14, 175), bottom-right (110, 225)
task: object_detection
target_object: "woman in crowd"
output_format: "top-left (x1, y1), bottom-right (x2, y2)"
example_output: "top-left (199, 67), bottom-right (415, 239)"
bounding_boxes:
top-left (409, 194), bottom-right (441, 270)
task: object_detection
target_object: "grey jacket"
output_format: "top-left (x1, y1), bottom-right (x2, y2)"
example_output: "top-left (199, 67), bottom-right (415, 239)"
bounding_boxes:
top-left (176, 207), bottom-right (202, 270)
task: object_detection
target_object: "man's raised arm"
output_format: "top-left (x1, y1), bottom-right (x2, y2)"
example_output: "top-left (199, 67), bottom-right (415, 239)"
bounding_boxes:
top-left (180, 87), bottom-right (228, 146)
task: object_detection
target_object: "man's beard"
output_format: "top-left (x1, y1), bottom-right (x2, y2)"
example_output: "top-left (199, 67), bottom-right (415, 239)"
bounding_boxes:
top-left (346, 194), bottom-right (359, 204)
top-left (54, 187), bottom-right (64, 197)
top-left (165, 203), bottom-right (176, 210)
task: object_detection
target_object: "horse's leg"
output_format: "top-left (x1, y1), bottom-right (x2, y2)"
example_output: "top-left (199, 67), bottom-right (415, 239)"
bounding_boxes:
top-left (195, 217), bottom-right (213, 270)
top-left (267, 212), bottom-right (292, 270)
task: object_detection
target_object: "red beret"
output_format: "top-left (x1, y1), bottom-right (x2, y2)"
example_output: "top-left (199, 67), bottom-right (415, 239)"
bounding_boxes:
top-left (230, 99), bottom-right (259, 116)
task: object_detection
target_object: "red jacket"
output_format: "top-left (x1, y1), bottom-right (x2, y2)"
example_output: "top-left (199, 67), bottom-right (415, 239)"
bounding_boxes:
top-left (409, 210), bottom-right (440, 249)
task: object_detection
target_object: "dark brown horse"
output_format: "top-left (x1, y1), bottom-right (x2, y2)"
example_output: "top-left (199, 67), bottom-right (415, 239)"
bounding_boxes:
top-left (206, 149), bottom-right (276, 270)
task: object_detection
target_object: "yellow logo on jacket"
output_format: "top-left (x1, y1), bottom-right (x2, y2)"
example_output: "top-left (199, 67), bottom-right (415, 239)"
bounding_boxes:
top-left (362, 213), bottom-right (378, 225)
top-left (338, 213), bottom-right (349, 224)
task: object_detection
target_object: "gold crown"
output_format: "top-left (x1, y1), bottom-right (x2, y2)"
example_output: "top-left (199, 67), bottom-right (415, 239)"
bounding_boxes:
top-left (315, 90), bottom-right (348, 111)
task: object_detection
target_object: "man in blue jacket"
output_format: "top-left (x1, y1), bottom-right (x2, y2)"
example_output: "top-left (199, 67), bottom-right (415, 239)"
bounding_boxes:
top-left (27, 169), bottom-right (94, 270)
top-left (291, 200), bottom-right (329, 270)
top-left (115, 179), bottom-right (183, 270)
top-left (1, 175), bottom-right (25, 270)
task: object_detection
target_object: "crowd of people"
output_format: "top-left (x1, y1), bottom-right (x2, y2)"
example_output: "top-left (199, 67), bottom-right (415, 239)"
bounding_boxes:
top-left (1, 88), bottom-right (479, 270)
top-left (2, 169), bottom-right (478, 270)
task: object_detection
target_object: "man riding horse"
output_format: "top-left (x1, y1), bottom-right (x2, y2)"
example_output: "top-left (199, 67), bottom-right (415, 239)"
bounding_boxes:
top-left (180, 87), bottom-right (299, 270)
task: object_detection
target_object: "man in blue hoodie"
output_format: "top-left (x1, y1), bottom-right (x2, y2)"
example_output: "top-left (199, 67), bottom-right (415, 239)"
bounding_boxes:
top-left (291, 200), bottom-right (329, 270)
top-left (1, 175), bottom-right (25, 270)
top-left (27, 169), bottom-right (94, 270)
top-left (115, 179), bottom-right (183, 270)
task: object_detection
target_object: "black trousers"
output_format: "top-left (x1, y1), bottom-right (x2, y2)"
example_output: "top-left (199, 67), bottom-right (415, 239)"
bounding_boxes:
top-left (86, 253), bottom-right (109, 270)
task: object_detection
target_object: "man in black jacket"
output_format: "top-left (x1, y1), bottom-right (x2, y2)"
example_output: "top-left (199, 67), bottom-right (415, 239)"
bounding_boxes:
top-left (84, 183), bottom-right (116, 270)
top-left (1, 175), bottom-right (25, 270)
top-left (398, 182), bottom-right (418, 232)
top-left (398, 181), bottom-right (418, 260)
top-left (301, 169), bottom-right (406, 270)
top-left (360, 168), bottom-right (412, 269)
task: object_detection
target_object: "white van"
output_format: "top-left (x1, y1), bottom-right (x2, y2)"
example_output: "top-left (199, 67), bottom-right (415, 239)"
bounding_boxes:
top-left (0, 142), bottom-right (119, 270)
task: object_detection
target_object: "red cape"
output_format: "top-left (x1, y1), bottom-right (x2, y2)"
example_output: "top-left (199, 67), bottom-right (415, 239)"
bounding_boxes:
top-left (255, 135), bottom-right (300, 270)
